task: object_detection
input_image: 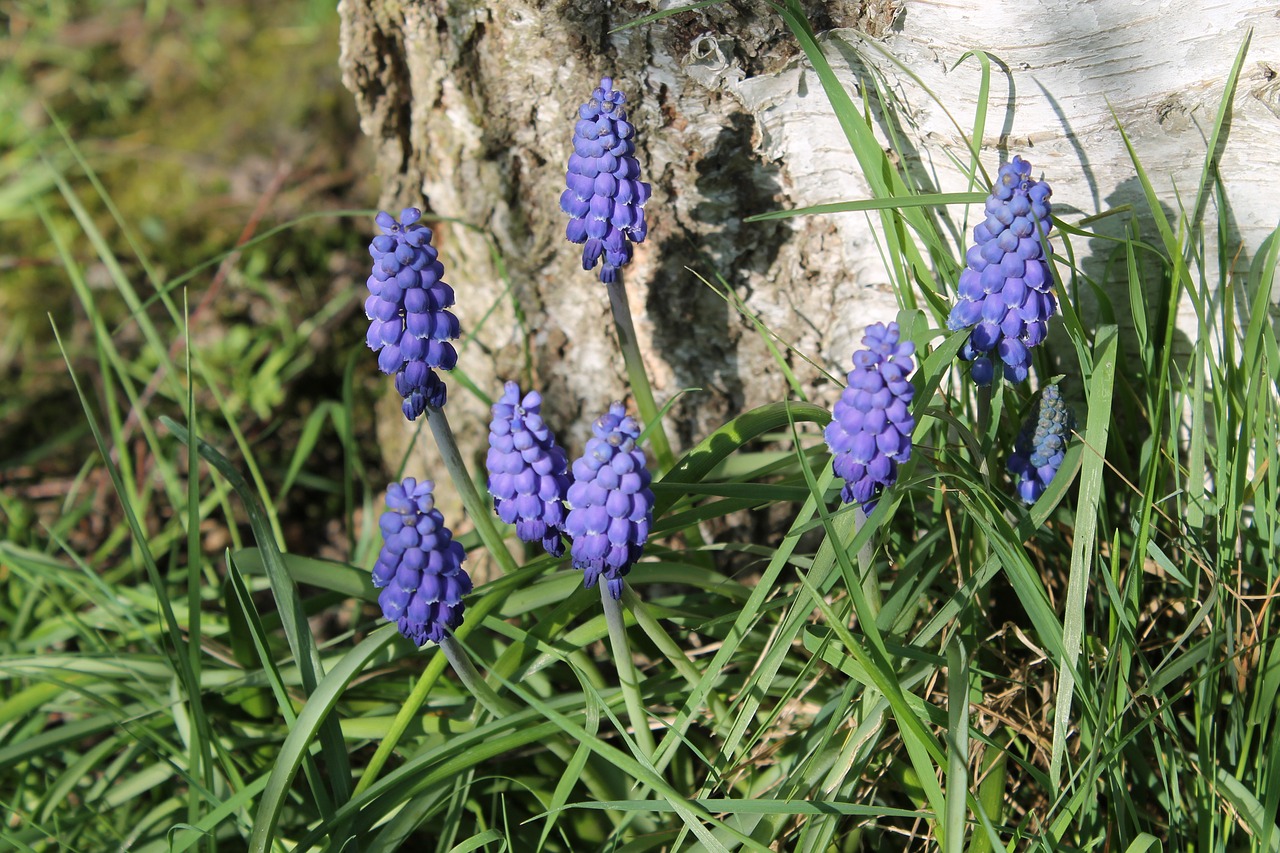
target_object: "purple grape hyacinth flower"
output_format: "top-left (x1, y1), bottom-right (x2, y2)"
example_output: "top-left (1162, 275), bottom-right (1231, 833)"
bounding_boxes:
top-left (824, 322), bottom-right (916, 512)
top-left (486, 382), bottom-right (571, 557)
top-left (561, 77), bottom-right (651, 283)
top-left (1007, 384), bottom-right (1074, 504)
top-left (564, 402), bottom-right (654, 599)
top-left (365, 208), bottom-right (460, 419)
top-left (947, 156), bottom-right (1055, 385)
top-left (371, 478), bottom-right (472, 645)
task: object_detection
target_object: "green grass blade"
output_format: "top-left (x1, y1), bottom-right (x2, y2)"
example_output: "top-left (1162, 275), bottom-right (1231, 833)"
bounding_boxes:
top-left (743, 192), bottom-right (985, 222)
top-left (248, 626), bottom-right (398, 853)
top-left (1214, 763), bottom-right (1280, 852)
top-left (231, 548), bottom-right (376, 601)
top-left (51, 322), bottom-right (208, 780)
top-left (1122, 834), bottom-right (1163, 853)
top-left (655, 402), bottom-right (829, 517)
top-left (1050, 325), bottom-right (1119, 788)
top-left (945, 639), bottom-right (969, 852)
top-left (609, 0), bottom-right (728, 32)
top-left (160, 416), bottom-right (353, 808)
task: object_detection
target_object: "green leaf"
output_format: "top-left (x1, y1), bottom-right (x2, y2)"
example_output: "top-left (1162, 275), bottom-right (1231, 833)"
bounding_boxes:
top-left (448, 830), bottom-right (507, 853)
top-left (1051, 326), bottom-right (1119, 788)
top-left (1214, 764), bottom-right (1280, 852)
top-left (540, 798), bottom-right (928, 819)
top-left (248, 626), bottom-right (398, 853)
top-left (656, 402), bottom-right (830, 517)
top-left (231, 547), bottom-right (376, 601)
top-left (744, 192), bottom-right (985, 222)
top-left (1122, 834), bottom-right (1163, 853)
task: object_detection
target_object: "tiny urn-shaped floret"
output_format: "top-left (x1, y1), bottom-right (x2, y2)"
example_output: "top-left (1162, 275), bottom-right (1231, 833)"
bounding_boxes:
top-left (371, 478), bottom-right (472, 645)
top-left (564, 402), bottom-right (654, 599)
top-left (824, 322), bottom-right (916, 512)
top-left (561, 77), bottom-right (651, 283)
top-left (365, 208), bottom-right (461, 418)
top-left (486, 382), bottom-right (571, 557)
top-left (947, 156), bottom-right (1055, 385)
top-left (1007, 384), bottom-right (1075, 504)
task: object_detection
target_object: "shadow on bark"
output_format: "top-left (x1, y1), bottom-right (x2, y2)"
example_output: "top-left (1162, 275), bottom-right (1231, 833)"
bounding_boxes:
top-left (647, 110), bottom-right (786, 446)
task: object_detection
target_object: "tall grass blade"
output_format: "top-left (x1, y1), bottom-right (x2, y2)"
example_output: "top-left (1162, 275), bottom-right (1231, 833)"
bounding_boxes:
top-left (1050, 325), bottom-right (1119, 787)
top-left (944, 639), bottom-right (969, 852)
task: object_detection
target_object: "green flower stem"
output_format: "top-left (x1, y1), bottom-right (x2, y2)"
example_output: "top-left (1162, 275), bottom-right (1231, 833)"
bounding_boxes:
top-left (976, 383), bottom-right (993, 477)
top-left (359, 628), bottom-right (620, 814)
top-left (426, 404), bottom-right (519, 576)
top-left (854, 507), bottom-right (882, 620)
top-left (601, 584), bottom-right (657, 760)
top-left (353, 548), bottom-right (522, 798)
top-left (440, 635), bottom-right (517, 718)
top-left (354, 661), bottom-right (441, 797)
top-left (972, 384), bottom-right (993, 598)
top-left (606, 278), bottom-right (714, 568)
top-left (607, 279), bottom-right (675, 473)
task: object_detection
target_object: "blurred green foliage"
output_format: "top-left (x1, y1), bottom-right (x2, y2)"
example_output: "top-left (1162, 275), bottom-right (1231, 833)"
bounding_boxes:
top-left (2, 0), bottom-right (374, 481)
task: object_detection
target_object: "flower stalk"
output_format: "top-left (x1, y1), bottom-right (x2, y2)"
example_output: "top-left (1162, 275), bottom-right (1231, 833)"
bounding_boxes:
top-left (426, 405), bottom-right (520, 576)
top-left (601, 584), bottom-right (657, 759)
top-left (440, 634), bottom-right (516, 719)
top-left (1008, 384), bottom-right (1074, 503)
top-left (607, 279), bottom-right (675, 472)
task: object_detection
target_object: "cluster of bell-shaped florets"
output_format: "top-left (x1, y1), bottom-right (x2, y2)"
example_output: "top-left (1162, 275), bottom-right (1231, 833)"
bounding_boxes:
top-left (365, 208), bottom-right (460, 419)
top-left (561, 77), bottom-right (651, 283)
top-left (564, 402), bottom-right (654, 599)
top-left (824, 322), bottom-right (916, 512)
top-left (947, 156), bottom-right (1055, 385)
top-left (486, 382), bottom-right (571, 557)
top-left (371, 478), bottom-right (472, 645)
top-left (1007, 384), bottom-right (1074, 504)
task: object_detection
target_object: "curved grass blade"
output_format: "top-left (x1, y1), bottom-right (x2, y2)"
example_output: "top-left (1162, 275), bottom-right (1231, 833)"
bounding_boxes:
top-left (231, 548), bottom-right (376, 601)
top-left (743, 192), bottom-right (984, 223)
top-left (248, 626), bottom-right (398, 853)
top-left (51, 323), bottom-right (215, 812)
top-left (609, 0), bottom-right (727, 33)
top-left (655, 402), bottom-right (830, 517)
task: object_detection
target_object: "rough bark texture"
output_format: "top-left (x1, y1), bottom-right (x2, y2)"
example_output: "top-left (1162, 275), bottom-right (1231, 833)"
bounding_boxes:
top-left (338, 0), bottom-right (1280, 520)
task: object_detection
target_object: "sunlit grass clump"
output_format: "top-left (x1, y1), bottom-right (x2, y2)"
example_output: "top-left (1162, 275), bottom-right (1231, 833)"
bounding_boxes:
top-left (3, 2), bottom-right (1278, 852)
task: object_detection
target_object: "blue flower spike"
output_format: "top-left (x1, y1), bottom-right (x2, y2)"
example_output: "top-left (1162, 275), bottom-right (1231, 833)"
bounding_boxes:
top-left (486, 382), bottom-right (571, 557)
top-left (561, 77), bottom-right (651, 283)
top-left (365, 208), bottom-right (461, 419)
top-left (947, 156), bottom-right (1055, 385)
top-left (371, 478), bottom-right (472, 646)
top-left (825, 322), bottom-right (916, 512)
top-left (565, 402), bottom-right (655, 599)
top-left (1007, 384), bottom-right (1075, 504)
